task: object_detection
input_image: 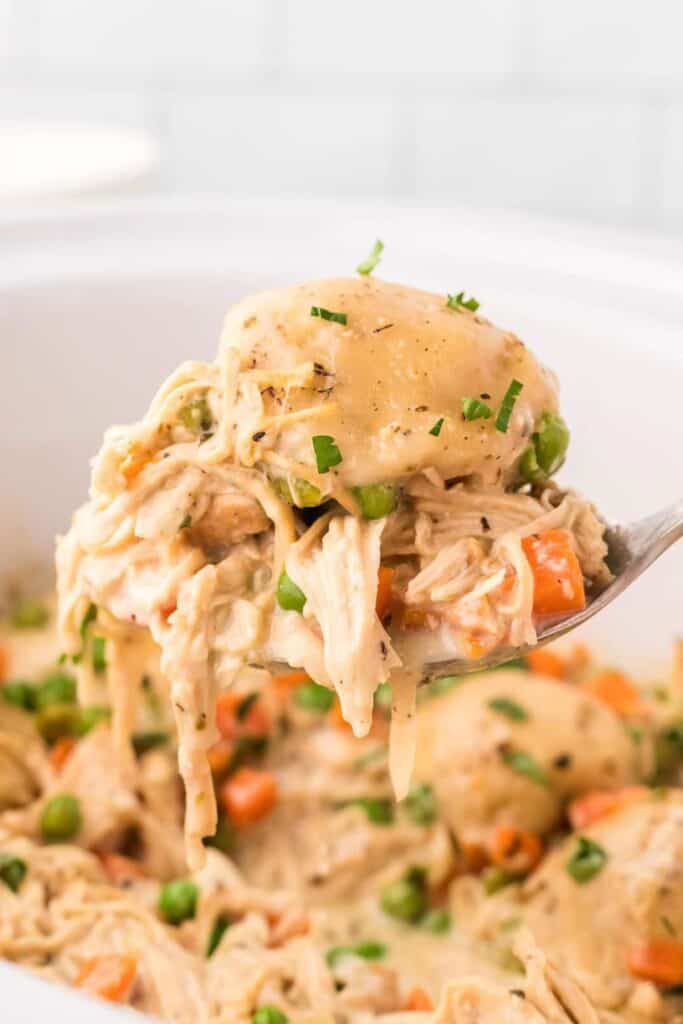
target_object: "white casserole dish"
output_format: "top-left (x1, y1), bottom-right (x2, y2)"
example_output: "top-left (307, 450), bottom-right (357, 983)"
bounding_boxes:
top-left (1, 197), bottom-right (682, 1021)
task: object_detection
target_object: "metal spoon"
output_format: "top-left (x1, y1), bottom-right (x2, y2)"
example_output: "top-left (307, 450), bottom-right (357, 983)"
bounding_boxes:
top-left (423, 497), bottom-right (683, 681)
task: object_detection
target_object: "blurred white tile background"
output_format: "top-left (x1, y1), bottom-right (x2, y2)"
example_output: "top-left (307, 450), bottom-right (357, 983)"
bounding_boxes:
top-left (1, 0), bottom-right (682, 231)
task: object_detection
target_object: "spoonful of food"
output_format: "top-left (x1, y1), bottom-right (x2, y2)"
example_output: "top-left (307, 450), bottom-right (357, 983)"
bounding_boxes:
top-left (419, 497), bottom-right (683, 681)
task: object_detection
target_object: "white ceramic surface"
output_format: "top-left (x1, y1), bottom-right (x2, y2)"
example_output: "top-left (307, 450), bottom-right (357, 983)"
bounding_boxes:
top-left (0, 197), bottom-right (682, 1020)
top-left (0, 121), bottom-right (159, 201)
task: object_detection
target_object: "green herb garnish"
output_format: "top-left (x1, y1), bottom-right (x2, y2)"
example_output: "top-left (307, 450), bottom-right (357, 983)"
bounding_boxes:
top-left (380, 866), bottom-right (427, 922)
top-left (495, 379), bottom-right (523, 434)
top-left (179, 397), bottom-right (213, 436)
top-left (252, 1008), bottom-right (289, 1024)
top-left (499, 747), bottom-right (549, 788)
top-left (404, 783), bottom-right (437, 825)
top-left (565, 836), bottom-right (607, 883)
top-left (326, 940), bottom-right (386, 967)
top-left (179, 514), bottom-right (192, 530)
top-left (351, 797), bottom-right (394, 825)
top-left (2, 680), bottom-right (36, 711)
top-left (357, 239), bottom-right (384, 276)
top-left (206, 915), bottom-right (231, 956)
top-left (446, 292), bottom-right (480, 312)
top-left (461, 397), bottom-right (493, 421)
top-left (0, 854), bottom-right (27, 893)
top-left (312, 434), bottom-right (343, 473)
top-left (92, 636), bottom-right (107, 675)
top-left (310, 306), bottom-right (347, 325)
top-left (488, 697), bottom-right (528, 722)
top-left (429, 417), bottom-right (444, 437)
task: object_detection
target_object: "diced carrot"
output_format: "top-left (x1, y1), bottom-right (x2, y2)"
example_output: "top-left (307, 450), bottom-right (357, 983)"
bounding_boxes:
top-left (207, 738), bottom-right (236, 777)
top-left (585, 670), bottom-right (646, 717)
top-left (521, 529), bottom-right (586, 617)
top-left (272, 669), bottom-right (310, 691)
top-left (628, 940), bottom-right (683, 986)
top-left (403, 987), bottom-right (434, 1011)
top-left (160, 601), bottom-right (177, 620)
top-left (49, 736), bottom-right (76, 773)
top-left (376, 566), bottom-right (395, 621)
top-left (568, 786), bottom-right (649, 830)
top-left (267, 909), bottom-right (310, 947)
top-left (526, 648), bottom-right (567, 679)
top-left (75, 954), bottom-right (138, 1003)
top-left (99, 853), bottom-right (146, 884)
top-left (215, 691), bottom-right (271, 741)
top-left (0, 645), bottom-right (8, 683)
top-left (489, 825), bottom-right (543, 875)
top-left (220, 767), bottom-right (277, 828)
top-left (120, 446), bottom-right (149, 484)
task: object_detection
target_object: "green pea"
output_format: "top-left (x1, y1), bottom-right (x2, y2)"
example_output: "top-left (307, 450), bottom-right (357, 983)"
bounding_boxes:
top-left (420, 908), bottom-right (451, 933)
top-left (0, 853), bottom-right (27, 892)
top-left (2, 679), bottom-right (36, 712)
top-left (519, 412), bottom-right (570, 483)
top-left (36, 704), bottom-right (81, 743)
top-left (352, 483), bottom-right (398, 520)
top-left (252, 1008), bottom-right (289, 1024)
top-left (10, 599), bottom-right (49, 630)
top-left (380, 867), bottom-right (427, 922)
top-left (35, 673), bottom-right (76, 710)
top-left (132, 731), bottom-right (170, 756)
top-left (293, 680), bottom-right (334, 712)
top-left (272, 477), bottom-right (322, 508)
top-left (203, 816), bottom-right (237, 855)
top-left (158, 879), bottom-right (199, 925)
top-left (403, 783), bottom-right (437, 826)
top-left (276, 572), bottom-right (306, 613)
top-left (206, 915), bottom-right (231, 957)
top-left (40, 794), bottom-right (82, 842)
top-left (351, 798), bottom-right (394, 825)
top-left (76, 705), bottom-right (111, 736)
top-left (179, 397), bottom-right (213, 435)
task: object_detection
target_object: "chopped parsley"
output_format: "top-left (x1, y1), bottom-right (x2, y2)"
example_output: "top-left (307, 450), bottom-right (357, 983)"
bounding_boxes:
top-left (91, 635), bottom-right (107, 675)
top-left (446, 291), bottom-right (480, 312)
top-left (350, 797), bottom-right (394, 825)
top-left (488, 697), bottom-right (528, 722)
top-left (356, 239), bottom-right (384, 276)
top-left (0, 853), bottom-right (27, 893)
top-left (206, 915), bottom-right (231, 957)
top-left (179, 514), bottom-right (192, 530)
top-left (312, 434), bottom-right (342, 473)
top-left (565, 836), bottom-right (607, 883)
top-left (310, 306), bottom-right (347, 325)
top-left (326, 941), bottom-right (386, 967)
top-left (499, 747), bottom-right (549, 788)
top-left (429, 417), bottom-right (444, 437)
top-left (403, 783), bottom-right (437, 825)
top-left (462, 397), bottom-right (493, 421)
top-left (495, 379), bottom-right (523, 434)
